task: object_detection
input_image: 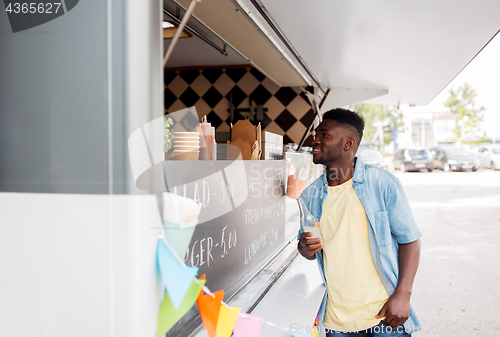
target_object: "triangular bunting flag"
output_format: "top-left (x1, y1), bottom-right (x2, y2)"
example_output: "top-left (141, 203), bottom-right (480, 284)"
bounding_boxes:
top-left (197, 290), bottom-right (224, 337)
top-left (155, 277), bottom-right (206, 337)
top-left (164, 221), bottom-right (197, 259)
top-left (197, 274), bottom-right (206, 298)
top-left (157, 238), bottom-right (199, 310)
top-left (233, 313), bottom-right (264, 337)
top-left (311, 326), bottom-right (319, 337)
top-left (215, 305), bottom-right (241, 337)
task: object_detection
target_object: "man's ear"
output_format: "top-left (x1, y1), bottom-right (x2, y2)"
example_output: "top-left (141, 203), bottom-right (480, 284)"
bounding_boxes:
top-left (344, 137), bottom-right (356, 151)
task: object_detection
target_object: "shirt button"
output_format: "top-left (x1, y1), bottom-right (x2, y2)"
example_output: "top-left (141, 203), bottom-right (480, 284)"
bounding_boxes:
top-left (320, 196), bottom-right (323, 199)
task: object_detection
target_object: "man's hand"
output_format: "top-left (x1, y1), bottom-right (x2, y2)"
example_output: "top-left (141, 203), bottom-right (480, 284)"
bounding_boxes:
top-left (375, 291), bottom-right (411, 328)
top-left (298, 232), bottom-right (322, 260)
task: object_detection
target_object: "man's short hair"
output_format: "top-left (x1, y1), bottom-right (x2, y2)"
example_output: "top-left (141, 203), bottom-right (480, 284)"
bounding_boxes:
top-left (322, 108), bottom-right (365, 145)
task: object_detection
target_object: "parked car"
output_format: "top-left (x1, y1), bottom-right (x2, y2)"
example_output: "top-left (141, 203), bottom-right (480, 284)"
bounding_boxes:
top-left (357, 149), bottom-right (387, 169)
top-left (393, 148), bottom-right (433, 172)
top-left (429, 147), bottom-right (441, 159)
top-left (477, 145), bottom-right (500, 170)
top-left (433, 148), bottom-right (479, 171)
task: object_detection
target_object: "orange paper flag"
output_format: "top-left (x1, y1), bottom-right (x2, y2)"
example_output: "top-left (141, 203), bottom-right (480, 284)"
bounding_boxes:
top-left (215, 305), bottom-right (241, 337)
top-left (197, 290), bottom-right (224, 337)
top-left (197, 274), bottom-right (206, 298)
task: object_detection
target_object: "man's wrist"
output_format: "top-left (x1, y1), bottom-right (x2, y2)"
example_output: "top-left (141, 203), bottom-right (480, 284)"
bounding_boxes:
top-left (393, 287), bottom-right (412, 299)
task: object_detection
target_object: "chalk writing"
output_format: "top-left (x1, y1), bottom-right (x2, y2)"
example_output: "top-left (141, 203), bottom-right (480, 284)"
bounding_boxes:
top-left (245, 201), bottom-right (285, 226)
top-left (244, 227), bottom-right (279, 264)
top-left (186, 226), bottom-right (237, 267)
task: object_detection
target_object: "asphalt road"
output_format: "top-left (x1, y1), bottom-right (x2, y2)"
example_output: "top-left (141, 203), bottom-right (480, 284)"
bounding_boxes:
top-left (392, 168), bottom-right (500, 337)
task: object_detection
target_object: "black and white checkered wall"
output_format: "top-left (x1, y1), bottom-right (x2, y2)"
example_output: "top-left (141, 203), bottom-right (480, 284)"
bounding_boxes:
top-left (164, 66), bottom-right (315, 146)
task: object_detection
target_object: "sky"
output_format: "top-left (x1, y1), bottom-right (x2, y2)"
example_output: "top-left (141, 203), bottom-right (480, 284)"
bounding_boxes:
top-left (400, 32), bottom-right (500, 139)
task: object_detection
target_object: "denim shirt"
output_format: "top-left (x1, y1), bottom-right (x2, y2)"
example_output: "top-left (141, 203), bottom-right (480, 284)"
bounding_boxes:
top-left (299, 158), bottom-right (422, 332)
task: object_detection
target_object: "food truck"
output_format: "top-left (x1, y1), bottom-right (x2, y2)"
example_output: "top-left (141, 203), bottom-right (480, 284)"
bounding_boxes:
top-left (1, 0), bottom-right (499, 336)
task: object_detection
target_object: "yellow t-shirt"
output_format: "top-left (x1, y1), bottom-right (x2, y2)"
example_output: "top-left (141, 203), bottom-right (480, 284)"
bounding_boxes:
top-left (320, 178), bottom-right (388, 332)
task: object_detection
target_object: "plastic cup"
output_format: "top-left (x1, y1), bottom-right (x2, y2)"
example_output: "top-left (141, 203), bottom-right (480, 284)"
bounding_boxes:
top-left (173, 138), bottom-right (200, 145)
top-left (173, 150), bottom-right (200, 161)
top-left (173, 132), bottom-right (199, 138)
top-left (173, 140), bottom-right (200, 147)
top-left (174, 136), bottom-right (199, 140)
top-left (286, 175), bottom-right (308, 199)
top-left (173, 145), bottom-right (200, 151)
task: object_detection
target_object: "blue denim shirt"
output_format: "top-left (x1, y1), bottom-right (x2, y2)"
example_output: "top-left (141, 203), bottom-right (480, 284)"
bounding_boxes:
top-left (299, 158), bottom-right (422, 332)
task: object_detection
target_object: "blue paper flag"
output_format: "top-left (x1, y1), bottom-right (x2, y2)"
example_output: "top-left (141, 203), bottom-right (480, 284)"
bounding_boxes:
top-left (157, 238), bottom-right (199, 310)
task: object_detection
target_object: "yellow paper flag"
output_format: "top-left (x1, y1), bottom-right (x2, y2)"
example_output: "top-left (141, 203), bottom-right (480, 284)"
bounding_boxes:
top-left (156, 277), bottom-right (206, 337)
top-left (215, 305), bottom-right (241, 337)
top-left (197, 290), bottom-right (224, 337)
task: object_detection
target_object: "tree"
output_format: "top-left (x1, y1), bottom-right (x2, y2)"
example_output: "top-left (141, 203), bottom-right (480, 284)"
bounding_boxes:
top-left (351, 103), bottom-right (404, 148)
top-left (444, 83), bottom-right (485, 143)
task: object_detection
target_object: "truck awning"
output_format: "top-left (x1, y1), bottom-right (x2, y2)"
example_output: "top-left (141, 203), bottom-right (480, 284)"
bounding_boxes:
top-left (168, 0), bottom-right (500, 107)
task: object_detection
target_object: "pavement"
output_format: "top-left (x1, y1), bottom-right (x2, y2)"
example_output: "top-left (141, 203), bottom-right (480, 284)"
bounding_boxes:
top-left (393, 168), bottom-right (500, 337)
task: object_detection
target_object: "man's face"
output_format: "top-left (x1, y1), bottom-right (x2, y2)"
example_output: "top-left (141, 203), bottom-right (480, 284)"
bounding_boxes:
top-left (311, 120), bottom-right (347, 165)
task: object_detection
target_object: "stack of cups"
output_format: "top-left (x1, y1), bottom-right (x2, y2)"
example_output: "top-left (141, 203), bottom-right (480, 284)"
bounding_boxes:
top-left (172, 132), bottom-right (200, 160)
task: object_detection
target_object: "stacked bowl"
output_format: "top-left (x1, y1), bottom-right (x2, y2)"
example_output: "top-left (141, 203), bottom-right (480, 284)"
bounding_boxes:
top-left (172, 132), bottom-right (200, 160)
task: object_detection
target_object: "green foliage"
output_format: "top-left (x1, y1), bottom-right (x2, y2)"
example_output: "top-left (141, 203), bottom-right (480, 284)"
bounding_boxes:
top-left (164, 117), bottom-right (175, 152)
top-left (444, 83), bottom-right (485, 142)
top-left (351, 103), bottom-right (404, 147)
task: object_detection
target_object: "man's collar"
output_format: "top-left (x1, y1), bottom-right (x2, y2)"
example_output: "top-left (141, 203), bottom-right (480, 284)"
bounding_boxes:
top-left (353, 157), bottom-right (365, 183)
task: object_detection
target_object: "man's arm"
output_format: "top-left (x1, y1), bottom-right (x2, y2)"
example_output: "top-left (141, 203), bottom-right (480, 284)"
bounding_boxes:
top-left (376, 238), bottom-right (421, 328)
top-left (297, 232), bottom-right (323, 260)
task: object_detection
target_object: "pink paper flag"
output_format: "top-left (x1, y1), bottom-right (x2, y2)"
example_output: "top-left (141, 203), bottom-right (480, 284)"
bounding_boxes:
top-left (233, 313), bottom-right (264, 337)
top-left (215, 306), bottom-right (241, 337)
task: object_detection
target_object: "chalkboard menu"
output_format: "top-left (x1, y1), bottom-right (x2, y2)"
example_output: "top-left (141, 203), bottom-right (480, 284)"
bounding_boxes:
top-left (163, 160), bottom-right (287, 337)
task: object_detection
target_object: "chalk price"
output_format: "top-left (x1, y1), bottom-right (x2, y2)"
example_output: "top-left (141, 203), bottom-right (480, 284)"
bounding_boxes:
top-left (186, 225), bottom-right (237, 267)
top-left (219, 180), bottom-right (235, 204)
